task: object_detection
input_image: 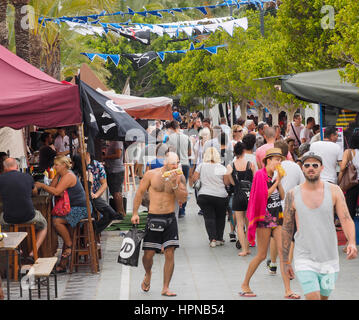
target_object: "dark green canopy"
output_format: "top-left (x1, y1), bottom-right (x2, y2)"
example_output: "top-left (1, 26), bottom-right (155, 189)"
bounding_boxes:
top-left (280, 69), bottom-right (359, 112)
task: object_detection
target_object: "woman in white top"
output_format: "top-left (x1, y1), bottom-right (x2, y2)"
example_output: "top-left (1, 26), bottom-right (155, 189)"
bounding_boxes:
top-left (192, 128), bottom-right (211, 215)
top-left (192, 147), bottom-right (231, 247)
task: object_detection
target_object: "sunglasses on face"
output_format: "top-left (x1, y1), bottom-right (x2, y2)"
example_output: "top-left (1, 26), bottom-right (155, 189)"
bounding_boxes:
top-left (234, 130), bottom-right (243, 133)
top-left (303, 163), bottom-right (320, 169)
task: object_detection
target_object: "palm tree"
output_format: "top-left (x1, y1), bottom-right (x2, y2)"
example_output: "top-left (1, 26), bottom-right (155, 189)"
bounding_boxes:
top-left (11, 0), bottom-right (30, 62)
top-left (0, 0), bottom-right (9, 48)
top-left (30, 0), bottom-right (118, 79)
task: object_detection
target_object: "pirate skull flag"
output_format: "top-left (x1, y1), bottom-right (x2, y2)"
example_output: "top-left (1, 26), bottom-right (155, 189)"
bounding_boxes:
top-left (79, 80), bottom-right (147, 154)
top-left (122, 51), bottom-right (158, 70)
top-left (109, 26), bottom-right (151, 45)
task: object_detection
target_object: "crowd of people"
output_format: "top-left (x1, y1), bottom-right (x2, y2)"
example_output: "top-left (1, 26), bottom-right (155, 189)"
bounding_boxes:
top-left (131, 111), bottom-right (358, 300)
top-left (0, 110), bottom-right (358, 300)
top-left (0, 127), bottom-right (126, 294)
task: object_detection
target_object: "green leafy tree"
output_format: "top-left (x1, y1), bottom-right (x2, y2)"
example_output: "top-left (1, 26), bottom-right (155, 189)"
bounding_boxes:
top-left (328, 0), bottom-right (359, 85)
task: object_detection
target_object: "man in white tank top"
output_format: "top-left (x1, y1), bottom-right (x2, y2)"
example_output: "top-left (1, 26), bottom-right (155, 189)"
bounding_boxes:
top-left (282, 151), bottom-right (357, 300)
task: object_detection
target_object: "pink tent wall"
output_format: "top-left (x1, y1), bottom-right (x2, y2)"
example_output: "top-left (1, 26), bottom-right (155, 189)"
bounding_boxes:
top-left (0, 45), bottom-right (81, 129)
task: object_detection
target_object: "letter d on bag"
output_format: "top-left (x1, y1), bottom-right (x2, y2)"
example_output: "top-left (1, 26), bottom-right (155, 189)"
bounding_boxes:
top-left (120, 238), bottom-right (136, 259)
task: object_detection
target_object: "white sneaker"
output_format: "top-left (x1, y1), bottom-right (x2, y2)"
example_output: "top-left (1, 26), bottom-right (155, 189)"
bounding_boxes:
top-left (216, 240), bottom-right (225, 246)
top-left (209, 241), bottom-right (216, 248)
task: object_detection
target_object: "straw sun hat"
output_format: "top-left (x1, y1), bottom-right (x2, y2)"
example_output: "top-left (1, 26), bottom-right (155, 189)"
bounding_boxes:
top-left (263, 148), bottom-right (286, 162)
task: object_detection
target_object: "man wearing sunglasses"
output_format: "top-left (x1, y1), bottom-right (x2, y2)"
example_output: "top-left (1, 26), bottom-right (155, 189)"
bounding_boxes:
top-left (282, 151), bottom-right (357, 300)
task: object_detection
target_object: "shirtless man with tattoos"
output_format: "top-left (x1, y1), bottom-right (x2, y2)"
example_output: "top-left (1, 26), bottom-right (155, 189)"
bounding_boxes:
top-left (282, 151), bottom-right (357, 300)
top-left (131, 152), bottom-right (188, 297)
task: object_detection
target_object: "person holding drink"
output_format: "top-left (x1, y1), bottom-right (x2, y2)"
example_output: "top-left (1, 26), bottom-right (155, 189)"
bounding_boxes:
top-left (35, 156), bottom-right (88, 272)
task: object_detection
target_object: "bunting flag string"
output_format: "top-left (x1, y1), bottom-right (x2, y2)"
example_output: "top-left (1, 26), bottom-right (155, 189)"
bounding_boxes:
top-left (38, 0), bottom-right (274, 25)
top-left (64, 17), bottom-right (248, 43)
top-left (81, 43), bottom-right (227, 69)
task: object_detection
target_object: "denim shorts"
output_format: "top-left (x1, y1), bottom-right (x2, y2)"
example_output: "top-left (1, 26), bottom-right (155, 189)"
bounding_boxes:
top-left (296, 270), bottom-right (339, 297)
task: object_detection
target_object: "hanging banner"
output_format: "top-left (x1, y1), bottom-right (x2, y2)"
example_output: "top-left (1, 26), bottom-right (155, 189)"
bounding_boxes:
top-left (61, 17), bottom-right (248, 41)
top-left (81, 44), bottom-right (227, 68)
top-left (39, 1), bottom-right (273, 24)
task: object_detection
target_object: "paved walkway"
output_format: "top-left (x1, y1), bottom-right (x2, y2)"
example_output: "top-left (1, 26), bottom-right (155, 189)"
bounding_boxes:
top-left (3, 187), bottom-right (359, 300)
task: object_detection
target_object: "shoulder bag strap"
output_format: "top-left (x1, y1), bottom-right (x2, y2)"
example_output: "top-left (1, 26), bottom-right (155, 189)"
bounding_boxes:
top-left (291, 123), bottom-right (301, 146)
top-left (244, 161), bottom-right (251, 181)
top-left (232, 161), bottom-right (237, 181)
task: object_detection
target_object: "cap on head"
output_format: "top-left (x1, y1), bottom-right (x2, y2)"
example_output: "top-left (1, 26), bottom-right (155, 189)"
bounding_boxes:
top-left (300, 151), bottom-right (323, 165)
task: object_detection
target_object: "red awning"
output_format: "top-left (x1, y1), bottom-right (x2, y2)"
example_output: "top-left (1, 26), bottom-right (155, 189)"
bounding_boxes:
top-left (0, 45), bottom-right (81, 129)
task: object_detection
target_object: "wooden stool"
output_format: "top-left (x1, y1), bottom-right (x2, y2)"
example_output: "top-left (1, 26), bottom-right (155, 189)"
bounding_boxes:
top-left (9, 222), bottom-right (38, 281)
top-left (69, 218), bottom-right (99, 273)
top-left (124, 163), bottom-right (136, 192)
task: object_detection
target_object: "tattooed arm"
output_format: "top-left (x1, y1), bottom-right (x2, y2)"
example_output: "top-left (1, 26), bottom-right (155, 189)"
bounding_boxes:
top-left (282, 190), bottom-right (296, 279)
top-left (332, 185), bottom-right (358, 260)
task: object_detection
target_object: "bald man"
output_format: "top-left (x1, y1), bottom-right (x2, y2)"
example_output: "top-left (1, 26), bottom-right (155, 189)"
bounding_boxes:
top-left (132, 152), bottom-right (188, 297)
top-left (0, 158), bottom-right (47, 262)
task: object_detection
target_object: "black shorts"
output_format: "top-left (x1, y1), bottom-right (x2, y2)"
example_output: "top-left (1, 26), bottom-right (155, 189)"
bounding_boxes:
top-left (232, 190), bottom-right (249, 212)
top-left (107, 171), bottom-right (124, 194)
top-left (143, 213), bottom-right (179, 253)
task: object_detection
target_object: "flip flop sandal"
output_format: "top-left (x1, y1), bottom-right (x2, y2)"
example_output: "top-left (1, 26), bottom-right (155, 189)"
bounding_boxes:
top-left (161, 291), bottom-right (177, 297)
top-left (239, 291), bottom-right (257, 297)
top-left (141, 280), bottom-right (150, 292)
top-left (284, 293), bottom-right (301, 299)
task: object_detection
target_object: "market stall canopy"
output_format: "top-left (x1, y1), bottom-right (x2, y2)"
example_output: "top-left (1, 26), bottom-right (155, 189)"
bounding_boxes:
top-left (281, 69), bottom-right (359, 112)
top-left (79, 80), bottom-right (148, 142)
top-left (0, 45), bottom-right (81, 129)
top-left (97, 88), bottom-right (173, 120)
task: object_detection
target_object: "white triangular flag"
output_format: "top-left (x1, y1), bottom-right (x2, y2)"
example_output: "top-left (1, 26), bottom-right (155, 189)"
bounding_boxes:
top-left (235, 17), bottom-right (248, 31)
top-left (182, 27), bottom-right (193, 37)
top-left (194, 25), bottom-right (204, 33)
top-left (221, 20), bottom-right (235, 37)
top-left (152, 25), bottom-right (164, 36)
top-left (204, 24), bottom-right (218, 33)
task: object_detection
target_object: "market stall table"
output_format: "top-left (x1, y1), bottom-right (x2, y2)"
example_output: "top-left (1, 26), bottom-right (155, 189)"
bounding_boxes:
top-left (0, 232), bottom-right (27, 300)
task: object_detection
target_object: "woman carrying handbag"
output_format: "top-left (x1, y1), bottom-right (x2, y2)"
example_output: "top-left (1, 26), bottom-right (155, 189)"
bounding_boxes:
top-left (339, 132), bottom-right (359, 220)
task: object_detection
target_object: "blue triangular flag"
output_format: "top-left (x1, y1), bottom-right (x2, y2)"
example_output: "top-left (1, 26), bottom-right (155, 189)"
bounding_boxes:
top-left (195, 7), bottom-right (208, 15)
top-left (148, 11), bottom-right (163, 18)
top-left (96, 54), bottom-right (109, 62)
top-left (172, 8), bottom-right (183, 13)
top-left (76, 16), bottom-right (88, 23)
top-left (81, 53), bottom-right (96, 61)
top-left (189, 42), bottom-right (195, 51)
top-left (109, 55), bottom-right (120, 66)
top-left (198, 44), bottom-right (205, 50)
top-left (204, 46), bottom-right (218, 54)
top-left (137, 11), bottom-right (147, 17)
top-left (157, 52), bottom-right (166, 62)
top-left (127, 7), bottom-right (135, 16)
